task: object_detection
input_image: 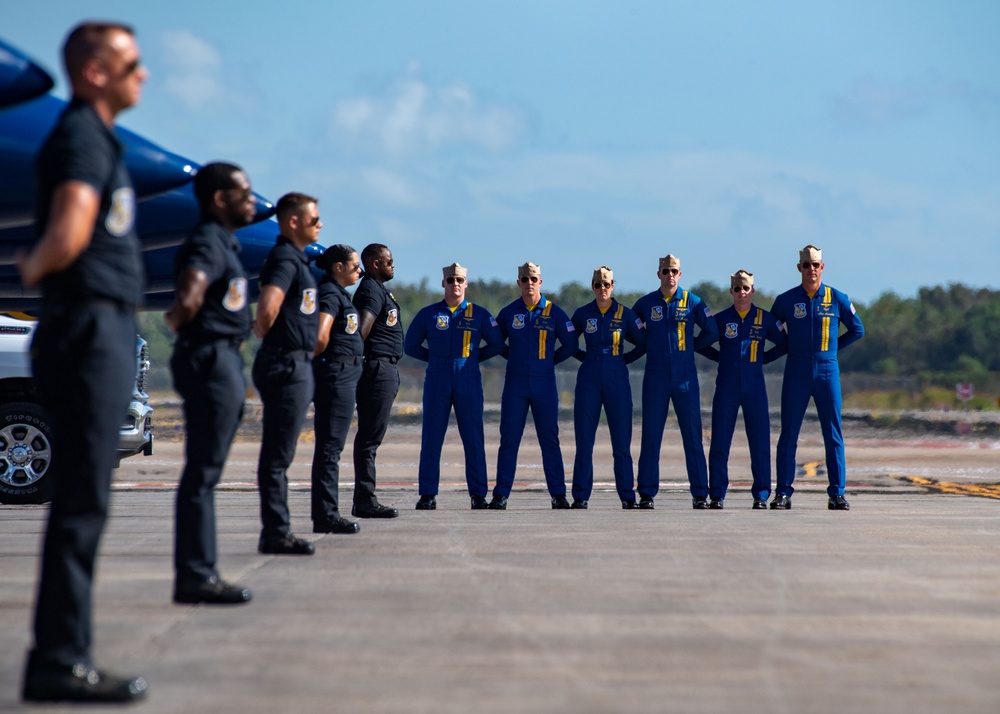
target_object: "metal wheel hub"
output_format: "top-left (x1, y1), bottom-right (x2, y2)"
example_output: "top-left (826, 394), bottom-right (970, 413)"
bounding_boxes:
top-left (9, 443), bottom-right (32, 466)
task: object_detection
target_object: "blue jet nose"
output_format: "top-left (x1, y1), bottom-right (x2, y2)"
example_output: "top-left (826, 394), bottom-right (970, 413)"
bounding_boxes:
top-left (0, 39), bottom-right (55, 109)
top-left (119, 126), bottom-right (198, 199)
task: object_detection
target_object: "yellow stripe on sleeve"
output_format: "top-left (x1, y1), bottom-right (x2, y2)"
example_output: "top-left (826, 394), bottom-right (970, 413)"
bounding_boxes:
top-left (463, 329), bottom-right (472, 358)
top-left (612, 329), bottom-right (621, 355)
top-left (821, 317), bottom-right (830, 351)
top-left (678, 322), bottom-right (686, 351)
top-left (750, 340), bottom-right (758, 363)
top-left (754, 308), bottom-right (763, 326)
top-left (538, 329), bottom-right (546, 360)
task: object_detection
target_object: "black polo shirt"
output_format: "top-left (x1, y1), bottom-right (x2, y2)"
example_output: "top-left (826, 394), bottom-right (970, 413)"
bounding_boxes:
top-left (34, 99), bottom-right (143, 307)
top-left (174, 219), bottom-right (251, 342)
top-left (352, 274), bottom-right (403, 359)
top-left (258, 234), bottom-right (318, 353)
top-left (317, 277), bottom-right (363, 360)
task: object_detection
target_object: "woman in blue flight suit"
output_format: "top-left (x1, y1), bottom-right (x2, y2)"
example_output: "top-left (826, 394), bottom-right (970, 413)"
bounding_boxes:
top-left (570, 267), bottom-right (646, 509)
top-left (697, 270), bottom-right (786, 509)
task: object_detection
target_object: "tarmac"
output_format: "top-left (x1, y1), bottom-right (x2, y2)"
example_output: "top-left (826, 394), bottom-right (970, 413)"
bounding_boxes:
top-left (1, 422), bottom-right (999, 713)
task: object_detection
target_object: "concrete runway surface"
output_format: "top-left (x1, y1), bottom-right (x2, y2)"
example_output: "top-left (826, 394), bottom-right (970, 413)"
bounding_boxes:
top-left (1, 422), bottom-right (998, 713)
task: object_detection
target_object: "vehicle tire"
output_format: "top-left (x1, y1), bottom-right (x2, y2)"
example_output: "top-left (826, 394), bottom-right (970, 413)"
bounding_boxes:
top-left (0, 402), bottom-right (54, 505)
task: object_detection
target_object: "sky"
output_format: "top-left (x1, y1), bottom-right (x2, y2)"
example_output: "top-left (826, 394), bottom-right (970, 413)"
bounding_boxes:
top-left (5, 0), bottom-right (999, 304)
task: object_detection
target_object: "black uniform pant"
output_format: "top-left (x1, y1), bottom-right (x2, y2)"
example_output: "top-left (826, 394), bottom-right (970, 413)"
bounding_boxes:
top-left (311, 357), bottom-right (362, 521)
top-left (352, 358), bottom-right (399, 507)
top-left (30, 300), bottom-right (136, 667)
top-left (252, 348), bottom-right (313, 540)
top-left (171, 340), bottom-right (244, 585)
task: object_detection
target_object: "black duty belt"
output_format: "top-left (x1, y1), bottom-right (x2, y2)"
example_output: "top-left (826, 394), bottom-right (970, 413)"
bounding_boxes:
top-left (366, 355), bottom-right (399, 364)
top-left (262, 347), bottom-right (312, 361)
top-left (176, 335), bottom-right (243, 351)
top-left (329, 355), bottom-right (363, 365)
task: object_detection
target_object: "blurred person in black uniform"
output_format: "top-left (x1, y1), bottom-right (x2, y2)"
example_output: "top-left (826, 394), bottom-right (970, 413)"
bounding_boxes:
top-left (351, 243), bottom-right (402, 518)
top-left (251, 193), bottom-right (321, 554)
top-left (311, 244), bottom-right (364, 533)
top-left (164, 162), bottom-right (256, 603)
top-left (17, 22), bottom-right (149, 703)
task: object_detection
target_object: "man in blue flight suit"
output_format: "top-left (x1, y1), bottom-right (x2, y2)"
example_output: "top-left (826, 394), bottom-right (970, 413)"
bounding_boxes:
top-left (165, 162), bottom-right (256, 603)
top-left (697, 270), bottom-right (786, 509)
top-left (18, 22), bottom-right (149, 703)
top-left (252, 192), bottom-right (321, 554)
top-left (406, 263), bottom-right (504, 510)
top-left (631, 255), bottom-right (719, 509)
top-left (310, 244), bottom-right (364, 534)
top-left (489, 262), bottom-right (577, 510)
top-left (570, 266), bottom-right (646, 508)
top-left (352, 244), bottom-right (403, 518)
top-left (769, 245), bottom-right (864, 510)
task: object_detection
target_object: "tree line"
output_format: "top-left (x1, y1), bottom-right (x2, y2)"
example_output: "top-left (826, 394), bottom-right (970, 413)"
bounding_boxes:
top-left (138, 281), bottom-right (1000, 393)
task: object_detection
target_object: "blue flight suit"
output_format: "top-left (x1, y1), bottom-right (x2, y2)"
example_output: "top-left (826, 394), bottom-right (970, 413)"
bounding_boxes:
top-left (404, 299), bottom-right (504, 498)
top-left (570, 300), bottom-right (646, 502)
top-left (252, 236), bottom-right (318, 542)
top-left (492, 296), bottom-right (577, 499)
top-left (631, 288), bottom-right (719, 499)
top-left (770, 283), bottom-right (864, 497)
top-left (697, 305), bottom-right (785, 501)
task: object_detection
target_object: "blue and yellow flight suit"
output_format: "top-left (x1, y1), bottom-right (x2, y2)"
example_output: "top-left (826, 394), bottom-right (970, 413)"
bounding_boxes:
top-left (698, 305), bottom-right (785, 502)
top-left (631, 288), bottom-right (719, 499)
top-left (770, 283), bottom-right (864, 498)
top-left (492, 296), bottom-right (577, 500)
top-left (570, 299), bottom-right (646, 502)
top-left (404, 299), bottom-right (504, 499)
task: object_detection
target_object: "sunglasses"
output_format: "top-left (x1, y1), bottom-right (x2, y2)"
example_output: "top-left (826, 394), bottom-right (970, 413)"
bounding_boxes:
top-left (123, 58), bottom-right (142, 76)
top-left (592, 282), bottom-right (613, 290)
top-left (224, 187), bottom-right (254, 203)
top-left (379, 258), bottom-right (394, 267)
top-left (801, 261), bottom-right (821, 269)
top-left (660, 268), bottom-right (680, 275)
top-left (445, 276), bottom-right (465, 285)
top-left (305, 215), bottom-right (321, 227)
top-left (732, 285), bottom-right (753, 293)
top-left (519, 276), bottom-right (540, 284)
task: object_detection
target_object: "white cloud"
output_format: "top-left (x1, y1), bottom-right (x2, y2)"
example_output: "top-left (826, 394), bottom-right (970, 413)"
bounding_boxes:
top-left (158, 29), bottom-right (228, 112)
top-left (331, 62), bottom-right (527, 157)
top-left (360, 167), bottom-right (421, 207)
top-left (833, 72), bottom-right (996, 127)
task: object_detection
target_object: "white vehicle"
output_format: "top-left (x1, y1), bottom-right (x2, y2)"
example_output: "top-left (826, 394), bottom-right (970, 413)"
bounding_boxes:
top-left (0, 314), bottom-right (153, 504)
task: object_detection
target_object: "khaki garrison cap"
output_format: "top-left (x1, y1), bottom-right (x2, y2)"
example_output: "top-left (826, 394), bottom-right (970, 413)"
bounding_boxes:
top-left (592, 266), bottom-right (614, 285)
top-left (799, 245), bottom-right (822, 263)
top-left (518, 262), bottom-right (541, 279)
top-left (659, 254), bottom-right (681, 271)
top-left (731, 270), bottom-right (754, 288)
